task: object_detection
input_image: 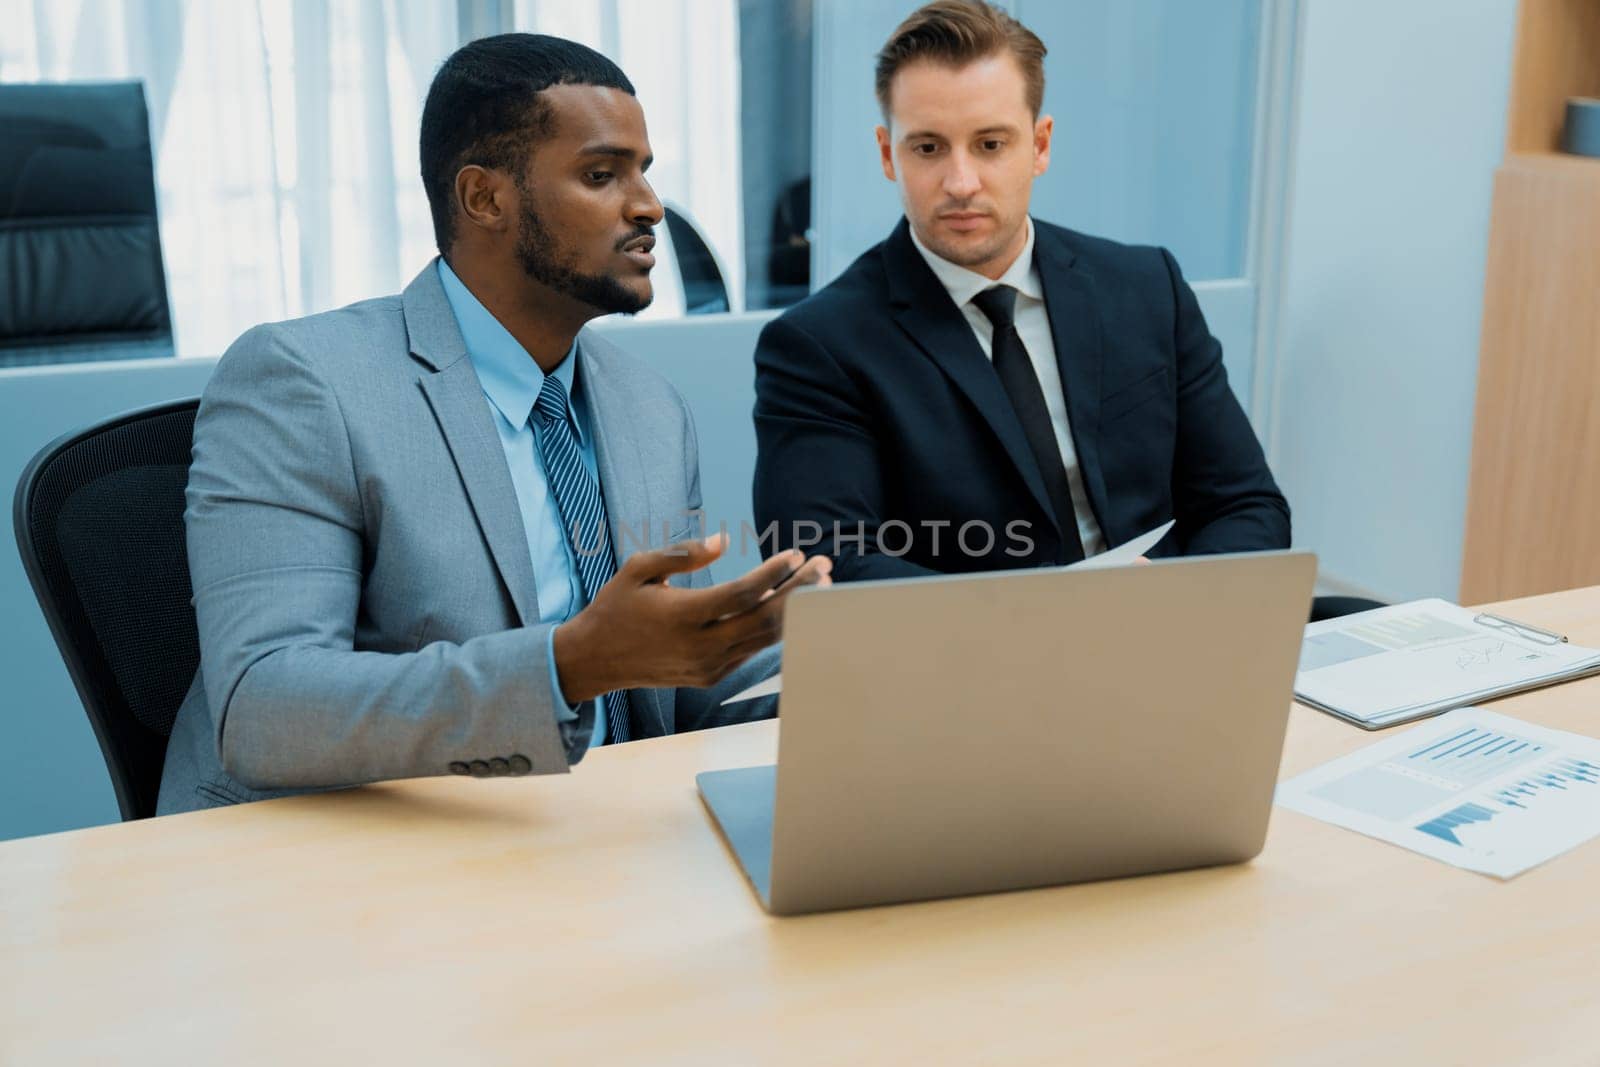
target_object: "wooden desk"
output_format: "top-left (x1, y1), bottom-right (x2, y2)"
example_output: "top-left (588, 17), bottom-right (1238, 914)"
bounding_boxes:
top-left (6, 588), bottom-right (1600, 1064)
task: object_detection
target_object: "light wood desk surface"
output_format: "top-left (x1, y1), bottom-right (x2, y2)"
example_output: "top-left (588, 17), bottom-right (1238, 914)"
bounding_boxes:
top-left (6, 587), bottom-right (1600, 1065)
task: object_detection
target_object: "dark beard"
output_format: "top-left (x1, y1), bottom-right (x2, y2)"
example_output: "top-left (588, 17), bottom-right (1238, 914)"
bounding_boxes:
top-left (514, 201), bottom-right (651, 316)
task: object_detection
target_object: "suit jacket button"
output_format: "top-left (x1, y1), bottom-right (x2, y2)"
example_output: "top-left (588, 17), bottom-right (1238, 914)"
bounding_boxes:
top-left (469, 760), bottom-right (492, 778)
top-left (448, 761), bottom-right (471, 776)
top-left (507, 754), bottom-right (532, 775)
top-left (488, 757), bottom-right (510, 776)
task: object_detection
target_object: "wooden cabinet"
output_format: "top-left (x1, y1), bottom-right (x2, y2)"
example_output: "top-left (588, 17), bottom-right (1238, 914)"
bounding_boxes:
top-left (1459, 0), bottom-right (1600, 602)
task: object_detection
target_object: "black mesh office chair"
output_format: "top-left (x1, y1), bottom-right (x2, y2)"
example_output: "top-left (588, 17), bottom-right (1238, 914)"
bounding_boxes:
top-left (1312, 595), bottom-right (1385, 622)
top-left (0, 81), bottom-right (175, 366)
top-left (13, 399), bottom-right (200, 820)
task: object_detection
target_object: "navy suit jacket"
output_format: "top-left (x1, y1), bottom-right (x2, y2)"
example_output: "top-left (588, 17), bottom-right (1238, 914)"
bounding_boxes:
top-left (752, 217), bottom-right (1290, 581)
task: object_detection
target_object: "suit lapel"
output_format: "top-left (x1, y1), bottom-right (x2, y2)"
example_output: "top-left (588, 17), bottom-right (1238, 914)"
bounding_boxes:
top-left (405, 264), bottom-right (542, 628)
top-left (575, 333), bottom-right (657, 566)
top-left (575, 332), bottom-right (671, 737)
top-left (883, 219), bottom-right (1058, 538)
top-left (1034, 227), bottom-right (1110, 528)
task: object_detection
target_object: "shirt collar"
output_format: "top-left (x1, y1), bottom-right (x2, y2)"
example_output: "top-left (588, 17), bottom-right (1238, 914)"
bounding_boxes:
top-left (908, 215), bottom-right (1044, 308)
top-left (435, 258), bottom-right (584, 443)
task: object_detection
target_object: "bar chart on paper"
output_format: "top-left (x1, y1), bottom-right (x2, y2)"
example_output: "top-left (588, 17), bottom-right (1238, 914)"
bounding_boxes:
top-left (1416, 803), bottom-right (1497, 845)
top-left (1405, 728), bottom-right (1598, 846)
top-left (1276, 710), bottom-right (1600, 877)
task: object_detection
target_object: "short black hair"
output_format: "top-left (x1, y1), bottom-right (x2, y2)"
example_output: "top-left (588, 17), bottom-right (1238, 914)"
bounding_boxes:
top-left (420, 33), bottom-right (635, 256)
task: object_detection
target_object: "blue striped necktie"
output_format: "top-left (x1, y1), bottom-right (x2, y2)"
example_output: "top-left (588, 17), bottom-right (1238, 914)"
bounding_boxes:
top-left (533, 374), bottom-right (633, 743)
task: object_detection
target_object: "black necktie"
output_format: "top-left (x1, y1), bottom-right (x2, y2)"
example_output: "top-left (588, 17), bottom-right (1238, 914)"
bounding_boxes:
top-left (971, 285), bottom-right (1086, 564)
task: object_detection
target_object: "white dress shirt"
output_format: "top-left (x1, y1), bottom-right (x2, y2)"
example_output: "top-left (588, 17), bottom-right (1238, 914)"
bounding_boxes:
top-left (909, 217), bottom-right (1107, 556)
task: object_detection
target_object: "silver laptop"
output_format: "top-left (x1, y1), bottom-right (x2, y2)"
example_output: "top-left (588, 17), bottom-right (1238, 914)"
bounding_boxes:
top-left (698, 550), bottom-right (1317, 915)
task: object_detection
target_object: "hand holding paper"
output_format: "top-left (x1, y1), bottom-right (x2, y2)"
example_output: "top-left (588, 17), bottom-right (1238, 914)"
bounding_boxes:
top-left (1070, 519), bottom-right (1174, 569)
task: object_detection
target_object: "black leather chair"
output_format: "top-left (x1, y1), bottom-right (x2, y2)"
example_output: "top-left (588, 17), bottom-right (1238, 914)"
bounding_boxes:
top-left (663, 203), bottom-right (730, 315)
top-left (765, 175), bottom-right (811, 308)
top-left (13, 399), bottom-right (200, 820)
top-left (0, 82), bottom-right (175, 367)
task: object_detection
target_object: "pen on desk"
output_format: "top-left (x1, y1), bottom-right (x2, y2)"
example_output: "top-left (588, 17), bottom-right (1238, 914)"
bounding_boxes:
top-left (1473, 612), bottom-right (1569, 645)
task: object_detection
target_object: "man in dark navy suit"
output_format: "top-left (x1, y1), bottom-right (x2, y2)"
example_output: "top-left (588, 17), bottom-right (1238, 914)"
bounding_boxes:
top-left (753, 0), bottom-right (1289, 582)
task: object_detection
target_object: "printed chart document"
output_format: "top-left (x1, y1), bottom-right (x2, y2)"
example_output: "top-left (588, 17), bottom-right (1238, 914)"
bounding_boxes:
top-left (720, 521), bottom-right (1176, 706)
top-left (1277, 708), bottom-right (1600, 878)
top-left (1296, 598), bottom-right (1600, 729)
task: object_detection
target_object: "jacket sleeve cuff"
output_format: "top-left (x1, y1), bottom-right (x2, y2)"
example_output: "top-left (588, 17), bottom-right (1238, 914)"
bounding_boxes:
top-left (547, 625), bottom-right (596, 763)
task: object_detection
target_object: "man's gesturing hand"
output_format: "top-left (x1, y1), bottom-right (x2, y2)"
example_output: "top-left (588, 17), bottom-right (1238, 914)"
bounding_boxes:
top-left (552, 533), bottom-right (832, 702)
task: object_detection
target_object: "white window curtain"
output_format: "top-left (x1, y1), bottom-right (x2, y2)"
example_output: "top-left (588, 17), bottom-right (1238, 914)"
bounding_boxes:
top-left (1, 0), bottom-right (743, 351)
top-left (2, 0), bottom-right (456, 356)
top-left (515, 0), bottom-right (745, 317)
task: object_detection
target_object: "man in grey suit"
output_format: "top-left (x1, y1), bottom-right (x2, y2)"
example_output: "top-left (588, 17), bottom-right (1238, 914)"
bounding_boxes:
top-left (157, 34), bottom-right (830, 815)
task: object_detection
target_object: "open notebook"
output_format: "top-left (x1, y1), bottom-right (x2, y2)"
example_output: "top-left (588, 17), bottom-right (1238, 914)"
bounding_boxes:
top-left (1296, 599), bottom-right (1600, 729)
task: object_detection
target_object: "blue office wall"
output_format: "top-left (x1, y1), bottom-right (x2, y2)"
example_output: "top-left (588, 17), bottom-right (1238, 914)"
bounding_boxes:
top-left (1267, 0), bottom-right (1516, 601)
top-left (809, 0), bottom-right (910, 287)
top-left (811, 0), bottom-right (1261, 286)
top-left (1018, 0), bottom-right (1260, 282)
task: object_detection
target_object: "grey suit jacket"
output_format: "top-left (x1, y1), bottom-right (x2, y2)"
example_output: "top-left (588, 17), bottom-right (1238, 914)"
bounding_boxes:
top-left (157, 262), bottom-right (777, 816)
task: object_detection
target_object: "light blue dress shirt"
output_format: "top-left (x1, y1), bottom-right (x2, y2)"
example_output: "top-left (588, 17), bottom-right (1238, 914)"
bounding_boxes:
top-left (436, 259), bottom-right (608, 748)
